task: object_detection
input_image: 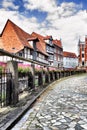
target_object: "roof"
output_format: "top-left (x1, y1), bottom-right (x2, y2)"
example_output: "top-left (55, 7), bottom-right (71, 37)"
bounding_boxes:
top-left (44, 35), bottom-right (52, 40)
top-left (32, 32), bottom-right (44, 40)
top-left (0, 37), bottom-right (3, 49)
top-left (32, 32), bottom-right (52, 41)
top-left (63, 51), bottom-right (77, 58)
top-left (1, 19), bottom-right (37, 53)
top-left (31, 32), bottom-right (48, 56)
top-left (53, 39), bottom-right (62, 48)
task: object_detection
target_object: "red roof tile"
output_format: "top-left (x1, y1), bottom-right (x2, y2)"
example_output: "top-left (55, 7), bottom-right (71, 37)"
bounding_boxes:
top-left (0, 37), bottom-right (3, 49)
top-left (63, 51), bottom-right (77, 58)
top-left (53, 39), bottom-right (62, 48)
top-left (31, 32), bottom-right (48, 56)
top-left (44, 35), bottom-right (52, 40)
top-left (32, 32), bottom-right (44, 39)
top-left (1, 19), bottom-right (37, 53)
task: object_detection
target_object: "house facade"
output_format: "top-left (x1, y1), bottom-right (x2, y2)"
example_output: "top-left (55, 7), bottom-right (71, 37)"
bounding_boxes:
top-left (63, 51), bottom-right (78, 69)
top-left (78, 36), bottom-right (87, 67)
top-left (0, 19), bottom-right (64, 69)
top-left (53, 39), bottom-right (63, 69)
top-left (31, 32), bottom-right (64, 68)
top-left (0, 20), bottom-right (36, 63)
top-left (0, 19), bottom-right (49, 65)
top-left (44, 36), bottom-right (54, 66)
top-left (31, 32), bottom-right (54, 66)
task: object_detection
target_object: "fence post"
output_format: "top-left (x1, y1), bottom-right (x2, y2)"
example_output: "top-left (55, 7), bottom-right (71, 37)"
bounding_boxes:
top-left (7, 61), bottom-right (18, 105)
top-left (28, 72), bottom-right (33, 89)
top-left (40, 67), bottom-right (43, 85)
top-left (52, 71), bottom-right (55, 80)
top-left (30, 63), bottom-right (35, 89)
top-left (47, 67), bottom-right (50, 83)
top-left (6, 73), bottom-right (12, 106)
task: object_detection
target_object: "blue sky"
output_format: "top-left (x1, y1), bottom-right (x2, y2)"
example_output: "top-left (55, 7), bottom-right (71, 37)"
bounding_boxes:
top-left (0, 0), bottom-right (87, 54)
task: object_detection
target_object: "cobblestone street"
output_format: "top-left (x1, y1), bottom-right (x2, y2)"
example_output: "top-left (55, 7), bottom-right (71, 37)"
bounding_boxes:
top-left (12, 74), bottom-right (87, 130)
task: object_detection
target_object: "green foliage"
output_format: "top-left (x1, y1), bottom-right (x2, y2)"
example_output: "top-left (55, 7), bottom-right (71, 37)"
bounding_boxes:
top-left (35, 68), bottom-right (42, 75)
top-left (18, 67), bottom-right (30, 74)
top-left (18, 67), bottom-right (30, 77)
top-left (0, 66), bottom-right (3, 73)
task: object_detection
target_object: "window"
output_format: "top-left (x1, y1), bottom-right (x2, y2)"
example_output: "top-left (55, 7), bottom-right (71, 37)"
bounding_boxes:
top-left (82, 54), bottom-right (84, 57)
top-left (54, 55), bottom-right (56, 60)
top-left (19, 52), bottom-right (23, 57)
top-left (82, 61), bottom-right (84, 66)
top-left (82, 45), bottom-right (84, 51)
top-left (30, 50), bottom-right (33, 55)
top-left (49, 55), bottom-right (54, 60)
top-left (54, 48), bottom-right (56, 53)
top-left (58, 63), bottom-right (60, 68)
top-left (50, 47), bottom-right (53, 52)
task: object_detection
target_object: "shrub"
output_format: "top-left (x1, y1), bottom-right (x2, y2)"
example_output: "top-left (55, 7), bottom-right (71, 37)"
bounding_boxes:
top-left (0, 66), bottom-right (3, 73)
top-left (18, 67), bottom-right (30, 77)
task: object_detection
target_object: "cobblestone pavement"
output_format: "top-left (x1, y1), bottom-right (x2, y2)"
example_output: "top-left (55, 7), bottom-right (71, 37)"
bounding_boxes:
top-left (12, 75), bottom-right (87, 130)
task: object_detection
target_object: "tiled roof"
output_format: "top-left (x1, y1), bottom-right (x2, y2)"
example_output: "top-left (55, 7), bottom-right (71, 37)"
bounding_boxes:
top-left (32, 32), bottom-right (44, 40)
top-left (32, 32), bottom-right (52, 41)
top-left (0, 37), bottom-right (3, 49)
top-left (63, 51), bottom-right (77, 58)
top-left (1, 19), bottom-right (37, 53)
top-left (44, 35), bottom-right (52, 40)
top-left (31, 32), bottom-right (48, 56)
top-left (53, 39), bottom-right (62, 48)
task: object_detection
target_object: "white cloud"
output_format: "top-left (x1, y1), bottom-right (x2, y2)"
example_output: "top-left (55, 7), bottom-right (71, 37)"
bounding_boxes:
top-left (57, 2), bottom-right (82, 18)
top-left (0, 1), bottom-right (87, 55)
top-left (2, 0), bottom-right (19, 10)
top-left (45, 10), bottom-right (87, 54)
top-left (23, 0), bottom-right (57, 13)
top-left (42, 2), bottom-right (86, 54)
top-left (0, 10), bottom-right (41, 34)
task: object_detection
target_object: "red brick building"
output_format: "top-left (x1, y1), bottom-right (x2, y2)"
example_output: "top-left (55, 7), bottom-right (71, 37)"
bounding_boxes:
top-left (78, 36), bottom-right (87, 67)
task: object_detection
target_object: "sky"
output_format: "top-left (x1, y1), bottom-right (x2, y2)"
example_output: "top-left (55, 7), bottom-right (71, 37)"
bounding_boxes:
top-left (0, 0), bottom-right (87, 55)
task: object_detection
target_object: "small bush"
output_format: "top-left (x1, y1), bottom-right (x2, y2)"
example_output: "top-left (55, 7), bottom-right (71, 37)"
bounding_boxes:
top-left (0, 66), bottom-right (3, 73)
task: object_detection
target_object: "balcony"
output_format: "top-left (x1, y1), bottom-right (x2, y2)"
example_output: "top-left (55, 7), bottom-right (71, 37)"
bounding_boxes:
top-left (37, 57), bottom-right (49, 64)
